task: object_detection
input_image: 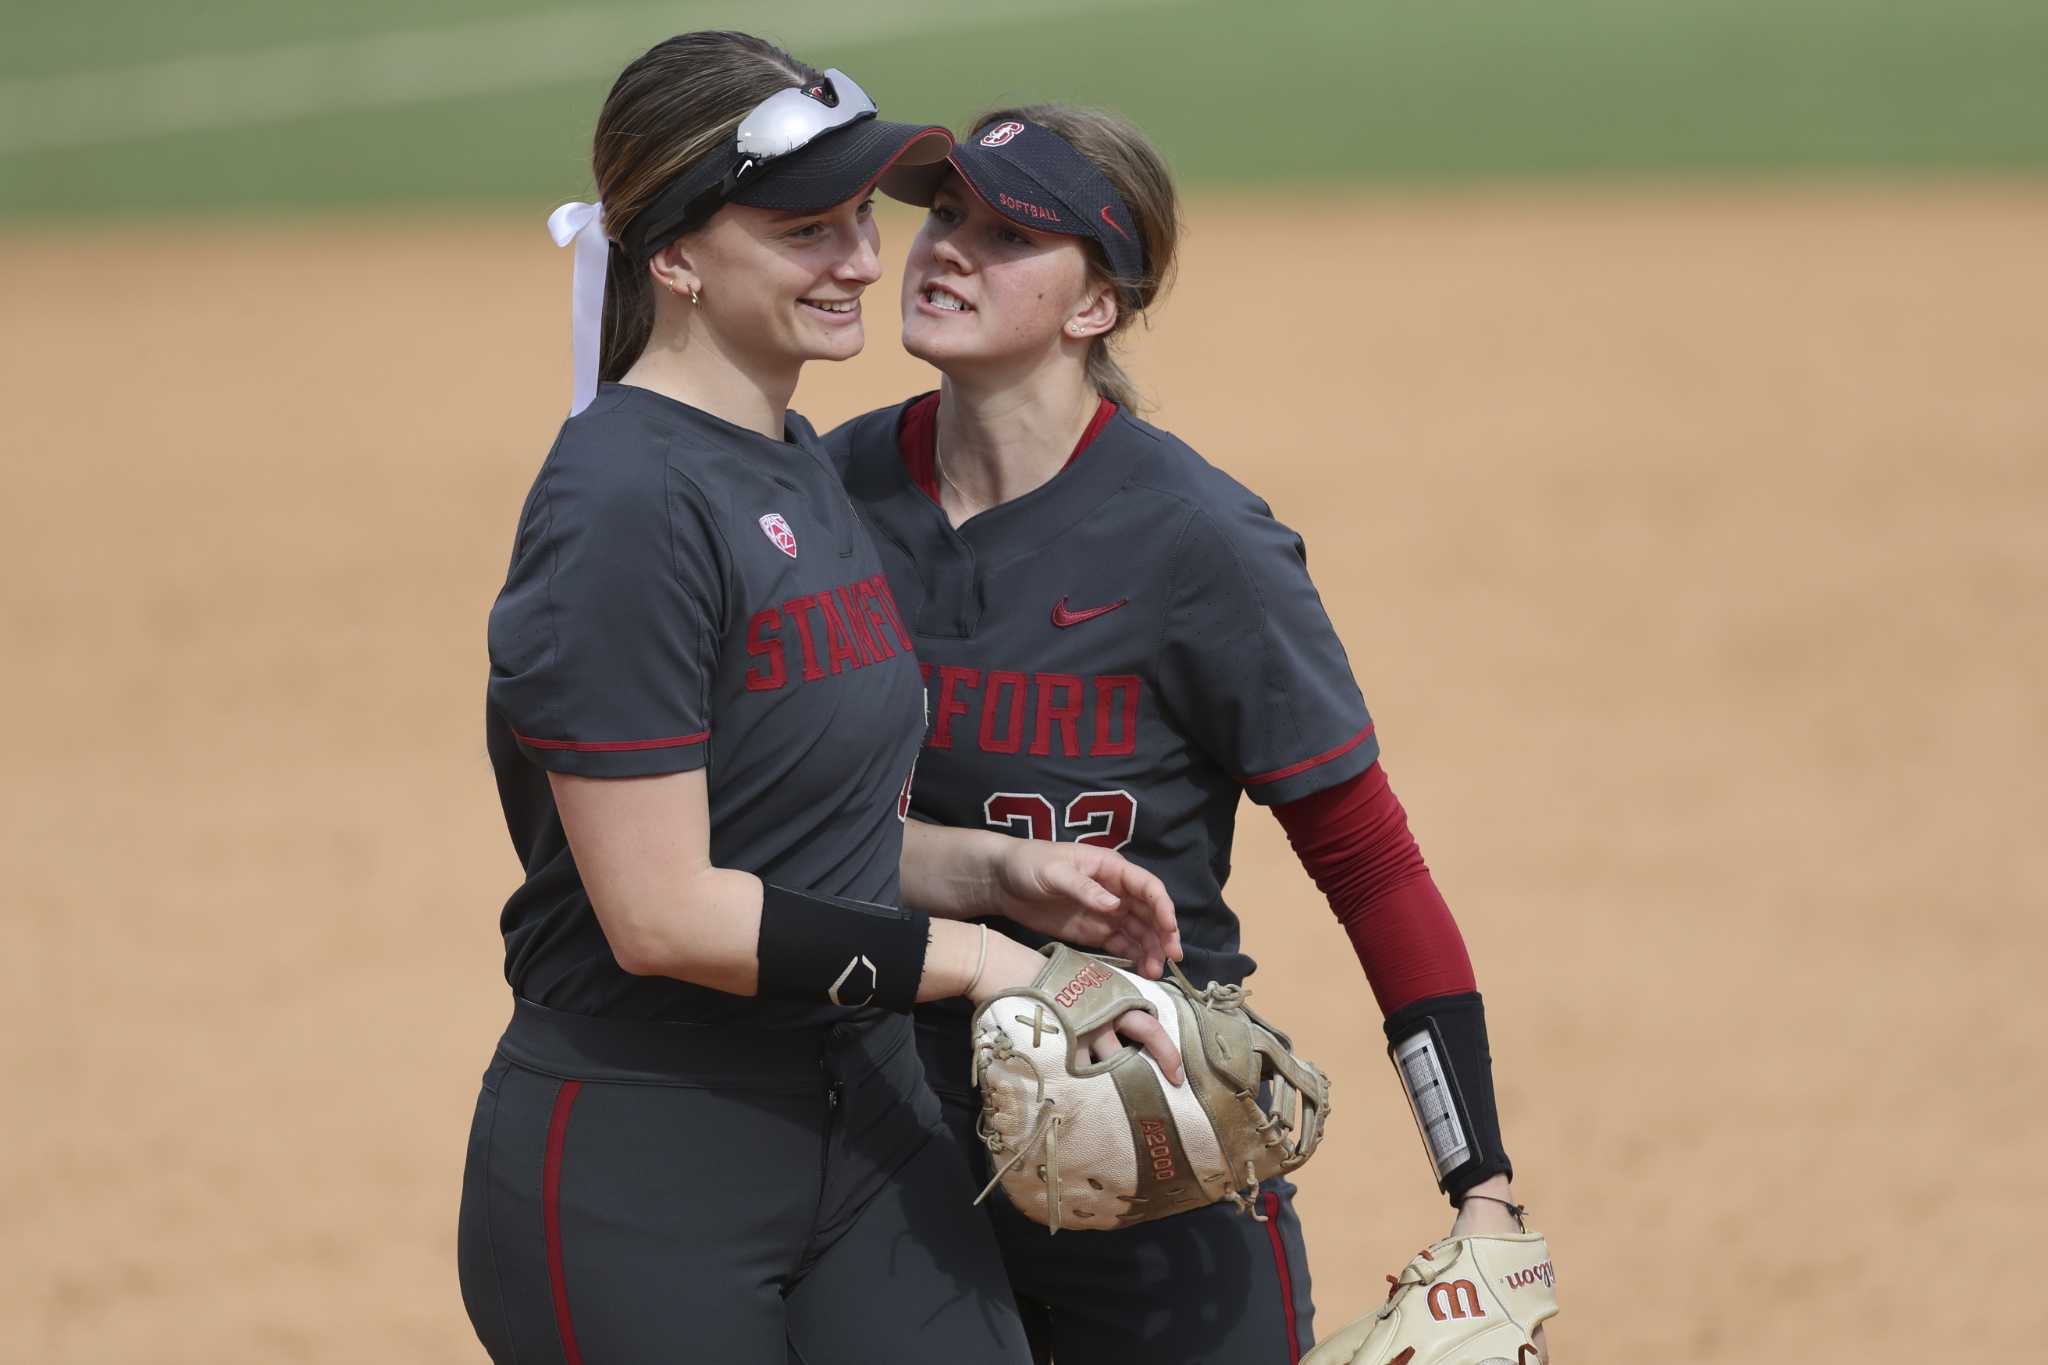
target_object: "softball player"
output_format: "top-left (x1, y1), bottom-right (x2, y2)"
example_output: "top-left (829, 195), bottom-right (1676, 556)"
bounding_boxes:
top-left (827, 106), bottom-right (1545, 1363)
top-left (460, 43), bottom-right (1180, 1365)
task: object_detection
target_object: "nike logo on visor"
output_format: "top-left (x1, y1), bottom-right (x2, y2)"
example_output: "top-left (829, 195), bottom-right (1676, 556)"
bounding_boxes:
top-left (1051, 596), bottom-right (1129, 627)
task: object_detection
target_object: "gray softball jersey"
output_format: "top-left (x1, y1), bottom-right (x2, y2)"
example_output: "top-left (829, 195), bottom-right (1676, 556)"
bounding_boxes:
top-left (486, 383), bottom-right (927, 1026)
top-left (826, 398), bottom-right (1377, 1088)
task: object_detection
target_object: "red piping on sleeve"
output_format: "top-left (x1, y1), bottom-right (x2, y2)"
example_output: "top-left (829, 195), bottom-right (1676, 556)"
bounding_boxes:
top-left (1241, 723), bottom-right (1376, 787)
top-left (515, 730), bottom-right (709, 753)
top-left (543, 1080), bottom-right (587, 1365)
top-left (1263, 1189), bottom-right (1303, 1363)
top-left (1270, 761), bottom-right (1476, 1015)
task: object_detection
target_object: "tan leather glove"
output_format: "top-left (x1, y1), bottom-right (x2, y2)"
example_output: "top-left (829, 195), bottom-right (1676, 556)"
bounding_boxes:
top-left (970, 943), bottom-right (1330, 1232)
top-left (1301, 1232), bottom-right (1558, 1364)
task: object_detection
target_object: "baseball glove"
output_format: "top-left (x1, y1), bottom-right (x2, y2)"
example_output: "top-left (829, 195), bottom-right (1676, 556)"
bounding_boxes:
top-left (968, 942), bottom-right (1330, 1232)
top-left (1299, 1232), bottom-right (1558, 1365)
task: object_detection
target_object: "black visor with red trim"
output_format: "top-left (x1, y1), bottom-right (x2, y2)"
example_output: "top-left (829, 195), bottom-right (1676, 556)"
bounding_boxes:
top-left (879, 117), bottom-right (1147, 300)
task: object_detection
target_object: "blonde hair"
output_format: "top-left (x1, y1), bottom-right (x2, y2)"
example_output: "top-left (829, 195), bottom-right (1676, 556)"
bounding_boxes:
top-left (965, 103), bottom-right (1182, 411)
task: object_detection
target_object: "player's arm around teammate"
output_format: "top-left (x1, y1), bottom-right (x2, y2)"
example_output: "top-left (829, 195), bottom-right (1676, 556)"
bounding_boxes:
top-left (461, 40), bottom-right (1178, 1365)
top-left (821, 106), bottom-right (1552, 1364)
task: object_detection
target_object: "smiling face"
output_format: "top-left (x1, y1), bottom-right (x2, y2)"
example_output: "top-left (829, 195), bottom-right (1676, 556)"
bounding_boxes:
top-left (899, 173), bottom-right (1114, 375)
top-left (673, 195), bottom-right (884, 371)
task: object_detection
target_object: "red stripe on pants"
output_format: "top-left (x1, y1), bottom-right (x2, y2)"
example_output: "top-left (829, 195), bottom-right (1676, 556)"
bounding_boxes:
top-left (1263, 1189), bottom-right (1302, 1362)
top-left (544, 1080), bottom-right (586, 1365)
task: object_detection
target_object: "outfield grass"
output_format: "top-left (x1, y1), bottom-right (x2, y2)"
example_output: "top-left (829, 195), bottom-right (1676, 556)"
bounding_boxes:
top-left (4, 0), bottom-right (2045, 220)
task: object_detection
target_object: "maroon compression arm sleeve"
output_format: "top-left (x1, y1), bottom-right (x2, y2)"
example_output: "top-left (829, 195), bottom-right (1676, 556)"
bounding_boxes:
top-left (1270, 761), bottom-right (1475, 1015)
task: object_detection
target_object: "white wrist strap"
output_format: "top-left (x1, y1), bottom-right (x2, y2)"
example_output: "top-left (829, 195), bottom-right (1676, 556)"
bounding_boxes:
top-left (546, 199), bottom-right (609, 417)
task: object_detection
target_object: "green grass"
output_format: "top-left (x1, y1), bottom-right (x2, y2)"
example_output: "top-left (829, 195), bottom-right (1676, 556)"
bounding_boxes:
top-left (4, 0), bottom-right (2045, 221)
top-left (0, 0), bottom-right (563, 77)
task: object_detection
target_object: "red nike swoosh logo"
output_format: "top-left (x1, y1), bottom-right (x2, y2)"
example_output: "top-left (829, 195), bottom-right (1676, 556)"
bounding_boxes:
top-left (1051, 596), bottom-right (1129, 627)
top-left (1098, 204), bottom-right (1132, 241)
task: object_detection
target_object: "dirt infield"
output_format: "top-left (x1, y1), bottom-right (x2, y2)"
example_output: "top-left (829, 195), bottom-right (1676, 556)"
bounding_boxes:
top-left (5, 184), bottom-right (2044, 1362)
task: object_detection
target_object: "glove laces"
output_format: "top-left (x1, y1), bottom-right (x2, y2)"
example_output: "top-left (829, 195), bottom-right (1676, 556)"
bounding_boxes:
top-left (971, 1030), bottom-right (1073, 1232)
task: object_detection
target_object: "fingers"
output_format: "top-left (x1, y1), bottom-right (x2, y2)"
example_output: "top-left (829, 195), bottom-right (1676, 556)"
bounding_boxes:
top-left (1099, 923), bottom-right (1169, 979)
top-left (1077, 1010), bottom-right (1184, 1088)
top-left (1113, 1009), bottom-right (1185, 1087)
top-left (1038, 855), bottom-right (1122, 913)
top-left (1024, 855), bottom-right (1187, 970)
top-left (1074, 919), bottom-right (1175, 986)
top-left (1007, 845), bottom-right (1180, 977)
top-left (1081, 850), bottom-right (1181, 961)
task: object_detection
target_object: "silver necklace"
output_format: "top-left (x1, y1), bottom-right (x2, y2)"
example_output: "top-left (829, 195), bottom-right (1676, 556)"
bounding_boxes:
top-left (933, 435), bottom-right (986, 517)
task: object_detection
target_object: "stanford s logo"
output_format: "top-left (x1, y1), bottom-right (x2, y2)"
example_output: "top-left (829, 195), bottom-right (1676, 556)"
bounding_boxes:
top-left (758, 512), bottom-right (797, 558)
top-left (1425, 1279), bottom-right (1485, 1322)
top-left (979, 120), bottom-right (1026, 147)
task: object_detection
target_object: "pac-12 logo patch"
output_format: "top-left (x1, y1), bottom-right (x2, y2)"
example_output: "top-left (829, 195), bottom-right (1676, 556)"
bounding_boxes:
top-left (979, 120), bottom-right (1026, 147)
top-left (758, 512), bottom-right (797, 558)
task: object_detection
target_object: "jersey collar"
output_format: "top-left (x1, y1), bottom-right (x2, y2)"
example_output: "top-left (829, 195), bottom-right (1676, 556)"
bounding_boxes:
top-left (897, 391), bottom-right (1118, 507)
top-left (870, 395), bottom-right (1146, 639)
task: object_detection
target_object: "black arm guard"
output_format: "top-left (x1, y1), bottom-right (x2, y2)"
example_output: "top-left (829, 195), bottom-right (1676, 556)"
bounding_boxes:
top-left (1382, 991), bottom-right (1514, 1201)
top-left (756, 883), bottom-right (930, 1012)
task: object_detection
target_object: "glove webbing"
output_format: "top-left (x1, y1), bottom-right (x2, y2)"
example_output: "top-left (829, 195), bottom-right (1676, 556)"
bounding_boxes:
top-left (1165, 960), bottom-right (1321, 1200)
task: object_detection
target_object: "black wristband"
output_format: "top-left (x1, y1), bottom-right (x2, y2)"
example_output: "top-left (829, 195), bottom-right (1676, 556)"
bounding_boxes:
top-left (756, 883), bottom-right (930, 1012)
top-left (1382, 990), bottom-right (1514, 1201)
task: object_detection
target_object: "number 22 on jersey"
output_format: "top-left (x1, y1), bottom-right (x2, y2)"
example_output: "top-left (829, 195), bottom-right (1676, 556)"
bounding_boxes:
top-left (983, 790), bottom-right (1137, 851)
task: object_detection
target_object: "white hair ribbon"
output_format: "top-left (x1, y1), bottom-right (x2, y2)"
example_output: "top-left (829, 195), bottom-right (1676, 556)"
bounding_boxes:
top-left (546, 200), bottom-right (608, 417)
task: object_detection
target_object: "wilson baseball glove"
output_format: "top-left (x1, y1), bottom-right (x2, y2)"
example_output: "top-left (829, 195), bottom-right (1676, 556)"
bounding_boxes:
top-left (968, 943), bottom-right (1329, 1232)
top-left (1299, 1232), bottom-right (1558, 1365)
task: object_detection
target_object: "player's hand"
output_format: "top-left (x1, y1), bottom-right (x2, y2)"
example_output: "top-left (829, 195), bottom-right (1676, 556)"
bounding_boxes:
top-left (984, 838), bottom-right (1181, 978)
top-left (967, 932), bottom-right (1185, 1084)
top-left (1448, 1180), bottom-right (1551, 1363)
top-left (1082, 1005), bottom-right (1185, 1086)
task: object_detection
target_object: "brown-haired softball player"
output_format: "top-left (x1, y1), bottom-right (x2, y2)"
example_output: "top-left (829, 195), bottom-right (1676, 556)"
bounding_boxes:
top-left (460, 43), bottom-right (1187, 1364)
top-left (826, 106), bottom-right (1554, 1363)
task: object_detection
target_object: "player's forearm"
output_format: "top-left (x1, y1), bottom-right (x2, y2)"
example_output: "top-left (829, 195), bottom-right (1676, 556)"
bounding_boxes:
top-left (898, 820), bottom-right (1005, 920)
top-left (1270, 763), bottom-right (1477, 1013)
top-left (598, 859), bottom-right (1008, 1006)
top-left (553, 769), bottom-right (992, 1004)
top-left (596, 865), bottom-right (767, 993)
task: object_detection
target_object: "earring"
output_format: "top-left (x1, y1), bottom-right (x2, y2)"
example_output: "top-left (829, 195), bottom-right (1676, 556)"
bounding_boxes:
top-left (690, 286), bottom-right (700, 305)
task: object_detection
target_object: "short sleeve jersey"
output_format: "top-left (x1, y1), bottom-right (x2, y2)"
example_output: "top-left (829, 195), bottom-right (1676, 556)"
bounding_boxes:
top-left (488, 384), bottom-right (926, 1025)
top-left (826, 398), bottom-right (1376, 1086)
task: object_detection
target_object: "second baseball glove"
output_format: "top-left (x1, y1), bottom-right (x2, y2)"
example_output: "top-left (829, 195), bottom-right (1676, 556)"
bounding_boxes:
top-left (969, 943), bottom-right (1330, 1232)
top-left (1299, 1232), bottom-right (1559, 1365)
